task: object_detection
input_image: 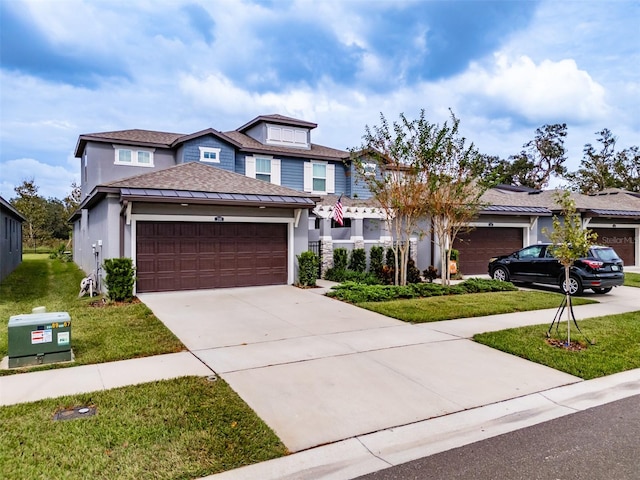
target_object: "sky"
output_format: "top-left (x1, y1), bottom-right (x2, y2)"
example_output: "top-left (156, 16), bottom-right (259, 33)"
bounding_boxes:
top-left (1, 0), bottom-right (638, 200)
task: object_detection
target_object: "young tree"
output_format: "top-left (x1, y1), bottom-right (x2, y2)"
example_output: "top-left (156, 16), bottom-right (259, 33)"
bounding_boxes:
top-left (543, 190), bottom-right (597, 345)
top-left (352, 111), bottom-right (436, 285)
top-left (353, 110), bottom-right (486, 286)
top-left (508, 123), bottom-right (568, 190)
top-left (426, 113), bottom-right (486, 285)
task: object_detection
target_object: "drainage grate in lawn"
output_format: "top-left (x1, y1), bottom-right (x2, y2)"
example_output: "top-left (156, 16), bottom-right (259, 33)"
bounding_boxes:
top-left (53, 405), bottom-right (97, 421)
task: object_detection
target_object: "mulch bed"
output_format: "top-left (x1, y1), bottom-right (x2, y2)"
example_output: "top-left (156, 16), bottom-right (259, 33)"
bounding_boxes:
top-left (545, 337), bottom-right (588, 351)
top-left (89, 297), bottom-right (141, 308)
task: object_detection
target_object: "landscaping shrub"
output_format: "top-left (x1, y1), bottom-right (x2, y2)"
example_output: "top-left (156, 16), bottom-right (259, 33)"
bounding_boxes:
top-left (348, 248), bottom-right (367, 272)
top-left (333, 248), bottom-right (348, 270)
top-left (406, 259), bottom-right (422, 284)
top-left (103, 258), bottom-right (136, 302)
top-left (385, 247), bottom-right (395, 267)
top-left (49, 243), bottom-right (72, 262)
top-left (369, 246), bottom-right (384, 279)
top-left (297, 250), bottom-right (319, 287)
top-left (325, 268), bottom-right (380, 285)
top-left (327, 278), bottom-right (516, 303)
top-left (423, 265), bottom-right (438, 283)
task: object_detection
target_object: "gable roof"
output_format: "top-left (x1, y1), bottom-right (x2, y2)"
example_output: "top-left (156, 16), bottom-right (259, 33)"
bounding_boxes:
top-left (223, 130), bottom-right (348, 160)
top-left (170, 128), bottom-right (242, 148)
top-left (480, 187), bottom-right (640, 218)
top-left (236, 114), bottom-right (317, 132)
top-left (74, 115), bottom-right (346, 159)
top-left (75, 129), bottom-right (184, 157)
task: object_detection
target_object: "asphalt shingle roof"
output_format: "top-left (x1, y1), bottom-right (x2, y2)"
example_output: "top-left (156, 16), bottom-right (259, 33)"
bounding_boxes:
top-left (107, 161), bottom-right (316, 198)
top-left (222, 131), bottom-right (348, 160)
top-left (481, 187), bottom-right (640, 217)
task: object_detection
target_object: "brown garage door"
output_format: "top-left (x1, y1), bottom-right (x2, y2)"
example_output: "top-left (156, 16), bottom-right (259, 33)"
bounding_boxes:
top-left (591, 228), bottom-right (636, 266)
top-left (454, 227), bottom-right (524, 275)
top-left (136, 222), bottom-right (288, 292)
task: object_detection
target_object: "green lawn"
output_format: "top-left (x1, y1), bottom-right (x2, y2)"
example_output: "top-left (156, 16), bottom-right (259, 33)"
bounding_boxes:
top-left (474, 311), bottom-right (640, 380)
top-left (0, 376), bottom-right (287, 480)
top-left (0, 255), bottom-right (184, 375)
top-left (624, 272), bottom-right (640, 288)
top-left (358, 290), bottom-right (596, 323)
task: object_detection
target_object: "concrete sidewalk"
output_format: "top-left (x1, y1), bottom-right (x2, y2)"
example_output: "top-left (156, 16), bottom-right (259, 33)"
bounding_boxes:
top-left (0, 351), bottom-right (212, 406)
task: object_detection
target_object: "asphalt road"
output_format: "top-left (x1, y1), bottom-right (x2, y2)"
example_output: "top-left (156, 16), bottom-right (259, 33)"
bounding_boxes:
top-left (356, 394), bottom-right (640, 480)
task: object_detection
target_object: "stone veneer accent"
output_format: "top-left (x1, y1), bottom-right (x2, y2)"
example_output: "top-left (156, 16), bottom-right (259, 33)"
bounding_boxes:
top-left (320, 239), bottom-right (333, 277)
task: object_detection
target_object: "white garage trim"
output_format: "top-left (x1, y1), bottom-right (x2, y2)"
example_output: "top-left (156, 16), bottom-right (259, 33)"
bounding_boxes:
top-left (130, 213), bottom-right (297, 292)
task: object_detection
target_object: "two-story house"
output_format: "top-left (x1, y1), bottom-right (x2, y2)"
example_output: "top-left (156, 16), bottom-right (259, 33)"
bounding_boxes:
top-left (71, 114), bottom-right (392, 293)
top-left (71, 113), bottom-right (639, 294)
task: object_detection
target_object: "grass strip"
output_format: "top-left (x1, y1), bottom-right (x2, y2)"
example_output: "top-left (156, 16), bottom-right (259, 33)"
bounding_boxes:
top-left (624, 272), bottom-right (640, 288)
top-left (358, 291), bottom-right (596, 323)
top-left (0, 376), bottom-right (287, 479)
top-left (474, 311), bottom-right (640, 380)
top-left (0, 255), bottom-right (184, 376)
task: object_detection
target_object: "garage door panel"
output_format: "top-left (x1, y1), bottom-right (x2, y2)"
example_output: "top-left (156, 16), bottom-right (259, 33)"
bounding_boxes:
top-left (591, 228), bottom-right (635, 266)
top-left (136, 221), bottom-right (288, 293)
top-left (454, 227), bottom-right (524, 275)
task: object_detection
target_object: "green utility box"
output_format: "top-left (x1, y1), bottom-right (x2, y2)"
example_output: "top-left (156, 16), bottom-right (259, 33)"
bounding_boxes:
top-left (8, 312), bottom-right (72, 368)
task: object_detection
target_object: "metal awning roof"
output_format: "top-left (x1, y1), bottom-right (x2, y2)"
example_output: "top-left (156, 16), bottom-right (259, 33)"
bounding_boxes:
top-left (119, 188), bottom-right (317, 207)
top-left (482, 205), bottom-right (552, 215)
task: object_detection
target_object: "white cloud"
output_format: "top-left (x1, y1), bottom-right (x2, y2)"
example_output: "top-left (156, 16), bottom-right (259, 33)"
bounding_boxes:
top-left (456, 53), bottom-right (609, 124)
top-left (0, 158), bottom-right (79, 200)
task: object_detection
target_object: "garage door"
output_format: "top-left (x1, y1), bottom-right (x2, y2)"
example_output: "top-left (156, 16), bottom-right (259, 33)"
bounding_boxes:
top-left (136, 222), bottom-right (288, 292)
top-left (591, 228), bottom-right (636, 266)
top-left (454, 227), bottom-right (524, 275)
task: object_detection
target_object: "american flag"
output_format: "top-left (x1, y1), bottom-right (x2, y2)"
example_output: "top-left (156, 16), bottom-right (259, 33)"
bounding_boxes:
top-left (333, 195), bottom-right (344, 226)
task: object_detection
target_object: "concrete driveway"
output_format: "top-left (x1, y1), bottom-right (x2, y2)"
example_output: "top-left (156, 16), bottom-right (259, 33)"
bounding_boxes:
top-left (139, 285), bottom-right (582, 452)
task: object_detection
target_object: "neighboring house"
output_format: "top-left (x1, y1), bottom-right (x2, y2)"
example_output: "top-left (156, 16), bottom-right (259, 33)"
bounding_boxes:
top-left (71, 114), bottom-right (640, 293)
top-left (454, 186), bottom-right (640, 274)
top-left (0, 195), bottom-right (25, 282)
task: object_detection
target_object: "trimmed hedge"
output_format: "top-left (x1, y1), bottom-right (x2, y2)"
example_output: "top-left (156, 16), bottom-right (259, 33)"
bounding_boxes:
top-left (325, 268), bottom-right (381, 285)
top-left (326, 278), bottom-right (518, 303)
top-left (103, 257), bottom-right (136, 302)
top-left (297, 250), bottom-right (319, 287)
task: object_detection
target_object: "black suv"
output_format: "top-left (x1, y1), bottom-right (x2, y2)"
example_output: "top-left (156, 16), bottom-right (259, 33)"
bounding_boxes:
top-left (488, 244), bottom-right (624, 294)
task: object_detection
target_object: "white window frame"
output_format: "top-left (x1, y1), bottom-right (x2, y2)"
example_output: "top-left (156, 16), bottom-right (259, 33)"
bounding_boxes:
top-left (304, 160), bottom-right (335, 194)
top-left (113, 145), bottom-right (155, 167)
top-left (266, 124), bottom-right (309, 149)
top-left (245, 155), bottom-right (281, 185)
top-left (199, 146), bottom-right (221, 163)
top-left (255, 157), bottom-right (272, 182)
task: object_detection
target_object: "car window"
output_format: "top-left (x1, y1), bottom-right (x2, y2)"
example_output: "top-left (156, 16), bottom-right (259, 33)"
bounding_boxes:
top-left (519, 245), bottom-right (543, 259)
top-left (591, 247), bottom-right (620, 261)
top-left (544, 247), bottom-right (556, 258)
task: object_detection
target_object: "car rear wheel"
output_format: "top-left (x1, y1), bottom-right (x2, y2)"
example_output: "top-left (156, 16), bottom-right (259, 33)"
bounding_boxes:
top-left (560, 275), bottom-right (583, 295)
top-left (492, 266), bottom-right (510, 282)
top-left (592, 287), bottom-right (613, 294)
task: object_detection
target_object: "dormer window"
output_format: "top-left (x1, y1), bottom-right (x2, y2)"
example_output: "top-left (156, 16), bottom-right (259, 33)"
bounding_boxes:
top-left (114, 145), bottom-right (155, 167)
top-left (363, 163), bottom-right (377, 176)
top-left (266, 124), bottom-right (309, 149)
top-left (199, 146), bottom-right (221, 163)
